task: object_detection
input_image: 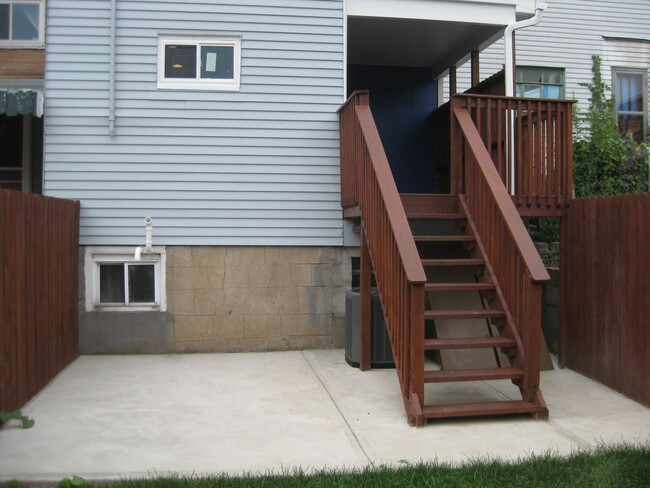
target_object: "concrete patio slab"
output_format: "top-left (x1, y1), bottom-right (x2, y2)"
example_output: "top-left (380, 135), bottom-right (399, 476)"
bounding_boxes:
top-left (1, 349), bottom-right (649, 481)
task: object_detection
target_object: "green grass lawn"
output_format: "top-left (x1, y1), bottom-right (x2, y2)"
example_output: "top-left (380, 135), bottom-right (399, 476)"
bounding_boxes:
top-left (90, 443), bottom-right (650, 488)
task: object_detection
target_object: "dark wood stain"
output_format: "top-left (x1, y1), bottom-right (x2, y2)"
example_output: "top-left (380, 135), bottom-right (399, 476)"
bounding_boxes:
top-left (561, 193), bottom-right (650, 408)
top-left (0, 190), bottom-right (79, 413)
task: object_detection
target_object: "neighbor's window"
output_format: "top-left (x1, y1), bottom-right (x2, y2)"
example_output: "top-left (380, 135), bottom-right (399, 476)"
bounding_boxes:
top-left (85, 247), bottom-right (166, 312)
top-left (157, 35), bottom-right (241, 90)
top-left (0, 0), bottom-right (44, 47)
top-left (613, 68), bottom-right (647, 142)
top-left (516, 67), bottom-right (564, 99)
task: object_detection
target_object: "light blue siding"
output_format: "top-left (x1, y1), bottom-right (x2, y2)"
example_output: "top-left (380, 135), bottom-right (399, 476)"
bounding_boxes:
top-left (44, 0), bottom-right (344, 246)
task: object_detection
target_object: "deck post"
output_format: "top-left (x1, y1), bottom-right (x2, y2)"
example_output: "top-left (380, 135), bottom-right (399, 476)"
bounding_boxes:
top-left (359, 224), bottom-right (372, 371)
top-left (449, 98), bottom-right (463, 194)
top-left (449, 66), bottom-right (457, 95)
top-left (471, 51), bottom-right (480, 88)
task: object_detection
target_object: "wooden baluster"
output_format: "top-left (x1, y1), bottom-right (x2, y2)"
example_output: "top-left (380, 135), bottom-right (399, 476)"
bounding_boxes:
top-left (360, 220), bottom-right (371, 371)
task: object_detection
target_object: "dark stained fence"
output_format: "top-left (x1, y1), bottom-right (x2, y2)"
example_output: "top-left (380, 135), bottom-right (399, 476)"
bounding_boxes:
top-left (0, 190), bottom-right (80, 413)
top-left (560, 193), bottom-right (650, 407)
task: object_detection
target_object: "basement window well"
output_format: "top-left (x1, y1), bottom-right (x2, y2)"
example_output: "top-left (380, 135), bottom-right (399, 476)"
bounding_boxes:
top-left (85, 247), bottom-right (166, 312)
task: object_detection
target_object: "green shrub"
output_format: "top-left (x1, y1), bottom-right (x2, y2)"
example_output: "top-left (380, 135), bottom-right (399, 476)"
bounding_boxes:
top-left (573, 55), bottom-right (649, 197)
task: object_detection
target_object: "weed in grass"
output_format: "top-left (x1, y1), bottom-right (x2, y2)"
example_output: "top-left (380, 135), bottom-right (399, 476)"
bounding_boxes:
top-left (59, 476), bottom-right (90, 488)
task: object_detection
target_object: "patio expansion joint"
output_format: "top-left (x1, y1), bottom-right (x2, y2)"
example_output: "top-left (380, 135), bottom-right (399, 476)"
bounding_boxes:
top-left (300, 351), bottom-right (373, 466)
top-left (546, 420), bottom-right (591, 448)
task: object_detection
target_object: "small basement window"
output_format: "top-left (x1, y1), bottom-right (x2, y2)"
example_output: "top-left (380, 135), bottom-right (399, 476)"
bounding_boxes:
top-left (157, 35), bottom-right (241, 91)
top-left (85, 247), bottom-right (166, 312)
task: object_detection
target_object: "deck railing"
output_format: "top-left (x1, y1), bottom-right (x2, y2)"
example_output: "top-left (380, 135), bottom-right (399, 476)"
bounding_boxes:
top-left (451, 106), bottom-right (549, 401)
top-left (451, 94), bottom-right (574, 214)
top-left (339, 91), bottom-right (427, 420)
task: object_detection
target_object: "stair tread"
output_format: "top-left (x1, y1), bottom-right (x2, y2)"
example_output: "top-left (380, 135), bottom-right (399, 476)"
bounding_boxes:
top-left (414, 235), bottom-right (476, 242)
top-left (424, 309), bottom-right (505, 320)
top-left (424, 367), bottom-right (524, 383)
top-left (422, 400), bottom-right (543, 419)
top-left (422, 258), bottom-right (484, 266)
top-left (407, 213), bottom-right (466, 220)
top-left (424, 337), bottom-right (516, 350)
top-left (424, 282), bottom-right (495, 291)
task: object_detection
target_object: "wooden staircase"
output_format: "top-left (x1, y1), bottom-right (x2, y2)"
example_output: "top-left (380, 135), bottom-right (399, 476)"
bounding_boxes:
top-left (338, 90), bottom-right (566, 426)
top-left (404, 194), bottom-right (547, 422)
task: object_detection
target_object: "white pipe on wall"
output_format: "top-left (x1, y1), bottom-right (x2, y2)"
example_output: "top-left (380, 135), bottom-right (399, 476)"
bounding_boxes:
top-left (134, 217), bottom-right (153, 260)
top-left (504, 1), bottom-right (548, 97)
top-left (108, 0), bottom-right (117, 135)
top-left (504, 1), bottom-right (547, 193)
top-left (144, 216), bottom-right (153, 254)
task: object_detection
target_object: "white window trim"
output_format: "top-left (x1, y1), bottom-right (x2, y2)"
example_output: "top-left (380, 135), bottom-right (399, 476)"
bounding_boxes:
top-left (0, 0), bottom-right (45, 49)
top-left (612, 67), bottom-right (648, 142)
top-left (156, 34), bottom-right (241, 91)
top-left (84, 246), bottom-right (167, 312)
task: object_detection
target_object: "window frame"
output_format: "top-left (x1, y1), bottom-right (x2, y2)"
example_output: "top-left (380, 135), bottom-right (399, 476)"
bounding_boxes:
top-left (0, 0), bottom-right (45, 48)
top-left (85, 246), bottom-right (167, 312)
top-left (612, 67), bottom-right (648, 142)
top-left (515, 66), bottom-right (565, 99)
top-left (156, 35), bottom-right (241, 91)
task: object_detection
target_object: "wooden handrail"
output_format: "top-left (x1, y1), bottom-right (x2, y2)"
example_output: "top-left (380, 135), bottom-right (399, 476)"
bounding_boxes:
top-left (338, 91), bottom-right (426, 420)
top-left (355, 106), bottom-right (427, 285)
top-left (337, 89), bottom-right (369, 114)
top-left (452, 104), bottom-right (548, 401)
top-left (453, 106), bottom-right (549, 282)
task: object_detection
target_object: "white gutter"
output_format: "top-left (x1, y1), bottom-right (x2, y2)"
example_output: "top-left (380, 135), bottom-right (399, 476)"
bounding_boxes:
top-left (504, 1), bottom-right (547, 193)
top-left (108, 0), bottom-right (117, 135)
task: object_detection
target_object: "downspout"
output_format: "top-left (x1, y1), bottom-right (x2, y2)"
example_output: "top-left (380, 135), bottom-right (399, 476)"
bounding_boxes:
top-left (108, 0), bottom-right (117, 135)
top-left (504, 1), bottom-right (547, 193)
top-left (504, 1), bottom-right (548, 97)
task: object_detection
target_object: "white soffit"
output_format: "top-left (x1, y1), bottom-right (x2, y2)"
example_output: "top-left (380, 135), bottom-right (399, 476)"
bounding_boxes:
top-left (346, 0), bottom-right (517, 26)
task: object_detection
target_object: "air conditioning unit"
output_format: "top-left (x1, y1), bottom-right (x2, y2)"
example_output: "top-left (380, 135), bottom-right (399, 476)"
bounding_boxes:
top-left (345, 288), bottom-right (394, 368)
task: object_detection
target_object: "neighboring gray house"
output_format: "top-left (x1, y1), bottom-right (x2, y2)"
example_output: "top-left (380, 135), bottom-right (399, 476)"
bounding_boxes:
top-left (447, 0), bottom-right (650, 142)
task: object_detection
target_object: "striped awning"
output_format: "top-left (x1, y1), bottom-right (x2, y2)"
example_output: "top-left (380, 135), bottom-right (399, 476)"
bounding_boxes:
top-left (0, 89), bottom-right (44, 117)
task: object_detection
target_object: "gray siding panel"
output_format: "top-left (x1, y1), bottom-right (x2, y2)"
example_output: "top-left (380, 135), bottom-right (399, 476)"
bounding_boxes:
top-left (45, 0), bottom-right (344, 246)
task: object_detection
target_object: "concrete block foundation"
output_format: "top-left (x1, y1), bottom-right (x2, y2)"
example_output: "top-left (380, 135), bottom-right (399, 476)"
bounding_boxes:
top-left (79, 246), bottom-right (358, 354)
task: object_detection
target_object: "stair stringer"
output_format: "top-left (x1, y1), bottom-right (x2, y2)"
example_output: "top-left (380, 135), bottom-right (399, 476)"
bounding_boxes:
top-left (458, 195), bottom-right (547, 412)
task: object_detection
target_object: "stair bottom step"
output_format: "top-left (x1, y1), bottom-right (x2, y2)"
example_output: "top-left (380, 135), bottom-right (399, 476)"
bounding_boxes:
top-left (424, 367), bottom-right (523, 383)
top-left (422, 400), bottom-right (543, 420)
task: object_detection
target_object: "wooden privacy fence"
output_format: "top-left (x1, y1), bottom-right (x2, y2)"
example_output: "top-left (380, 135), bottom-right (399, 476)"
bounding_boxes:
top-left (0, 190), bottom-right (80, 414)
top-left (560, 193), bottom-right (650, 407)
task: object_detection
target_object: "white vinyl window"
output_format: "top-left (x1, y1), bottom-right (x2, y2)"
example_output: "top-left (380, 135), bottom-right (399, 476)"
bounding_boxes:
top-left (157, 35), bottom-right (241, 91)
top-left (613, 68), bottom-right (647, 142)
top-left (0, 0), bottom-right (44, 47)
top-left (85, 247), bottom-right (167, 312)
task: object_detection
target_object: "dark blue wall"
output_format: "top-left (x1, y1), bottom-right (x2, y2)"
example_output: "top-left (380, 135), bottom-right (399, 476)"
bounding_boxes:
top-left (347, 65), bottom-right (437, 193)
